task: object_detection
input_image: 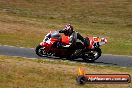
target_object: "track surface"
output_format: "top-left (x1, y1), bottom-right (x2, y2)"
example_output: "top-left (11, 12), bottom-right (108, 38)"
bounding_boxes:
top-left (0, 45), bottom-right (132, 68)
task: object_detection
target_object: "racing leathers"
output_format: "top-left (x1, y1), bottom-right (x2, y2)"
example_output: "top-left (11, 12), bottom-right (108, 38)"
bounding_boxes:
top-left (59, 30), bottom-right (84, 48)
top-left (59, 30), bottom-right (85, 57)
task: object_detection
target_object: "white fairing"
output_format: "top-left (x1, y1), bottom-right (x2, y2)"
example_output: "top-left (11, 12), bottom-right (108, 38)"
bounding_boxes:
top-left (91, 37), bottom-right (107, 49)
top-left (43, 33), bottom-right (51, 42)
top-left (99, 38), bottom-right (107, 46)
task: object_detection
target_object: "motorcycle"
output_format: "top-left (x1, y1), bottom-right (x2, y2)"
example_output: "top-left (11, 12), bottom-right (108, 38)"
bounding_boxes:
top-left (35, 31), bottom-right (107, 62)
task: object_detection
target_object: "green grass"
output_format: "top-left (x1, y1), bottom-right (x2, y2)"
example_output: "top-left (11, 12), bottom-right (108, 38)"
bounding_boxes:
top-left (0, 55), bottom-right (132, 88)
top-left (0, 0), bottom-right (132, 55)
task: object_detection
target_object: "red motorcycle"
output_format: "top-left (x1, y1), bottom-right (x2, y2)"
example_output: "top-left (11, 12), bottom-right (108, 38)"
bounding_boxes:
top-left (35, 31), bottom-right (107, 62)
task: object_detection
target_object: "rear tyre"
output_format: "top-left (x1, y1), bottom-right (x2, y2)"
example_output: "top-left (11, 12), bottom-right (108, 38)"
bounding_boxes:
top-left (83, 48), bottom-right (101, 62)
top-left (35, 45), bottom-right (47, 57)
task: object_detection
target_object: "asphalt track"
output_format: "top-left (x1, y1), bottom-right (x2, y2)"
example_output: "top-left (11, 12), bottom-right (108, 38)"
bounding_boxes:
top-left (0, 45), bottom-right (132, 68)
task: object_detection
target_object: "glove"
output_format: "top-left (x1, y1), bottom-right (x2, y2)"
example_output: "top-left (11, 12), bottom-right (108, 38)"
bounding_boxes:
top-left (59, 29), bottom-right (65, 33)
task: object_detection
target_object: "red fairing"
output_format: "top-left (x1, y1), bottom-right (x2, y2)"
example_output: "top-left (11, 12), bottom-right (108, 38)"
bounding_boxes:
top-left (39, 41), bottom-right (52, 52)
top-left (43, 38), bottom-right (59, 52)
top-left (50, 38), bottom-right (59, 42)
top-left (40, 42), bottom-right (50, 52)
top-left (88, 37), bottom-right (94, 49)
top-left (61, 35), bottom-right (70, 45)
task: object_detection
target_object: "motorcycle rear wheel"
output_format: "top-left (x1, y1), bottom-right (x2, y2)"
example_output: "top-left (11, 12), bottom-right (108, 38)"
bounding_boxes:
top-left (83, 48), bottom-right (101, 62)
top-left (35, 45), bottom-right (47, 57)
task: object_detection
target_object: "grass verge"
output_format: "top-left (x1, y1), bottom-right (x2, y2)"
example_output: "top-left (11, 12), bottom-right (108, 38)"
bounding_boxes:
top-left (0, 55), bottom-right (132, 88)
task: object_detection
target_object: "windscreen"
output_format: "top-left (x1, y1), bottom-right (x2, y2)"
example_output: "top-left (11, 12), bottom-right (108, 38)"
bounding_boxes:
top-left (50, 31), bottom-right (61, 38)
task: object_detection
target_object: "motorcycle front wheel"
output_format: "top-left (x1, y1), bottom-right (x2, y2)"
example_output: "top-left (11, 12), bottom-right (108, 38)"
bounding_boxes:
top-left (35, 45), bottom-right (47, 57)
top-left (82, 48), bottom-right (101, 62)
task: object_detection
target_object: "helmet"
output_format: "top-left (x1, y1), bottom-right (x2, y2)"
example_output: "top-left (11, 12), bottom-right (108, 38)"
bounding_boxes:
top-left (63, 24), bottom-right (73, 36)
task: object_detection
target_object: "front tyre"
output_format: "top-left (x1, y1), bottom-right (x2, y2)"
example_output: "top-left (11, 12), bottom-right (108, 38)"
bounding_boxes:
top-left (83, 48), bottom-right (102, 62)
top-left (35, 45), bottom-right (47, 57)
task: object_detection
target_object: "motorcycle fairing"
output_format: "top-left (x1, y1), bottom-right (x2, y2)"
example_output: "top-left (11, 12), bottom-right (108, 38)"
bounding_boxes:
top-left (61, 35), bottom-right (70, 45)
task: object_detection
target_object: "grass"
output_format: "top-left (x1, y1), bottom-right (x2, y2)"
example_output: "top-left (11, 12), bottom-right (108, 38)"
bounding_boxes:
top-left (0, 55), bottom-right (132, 88)
top-left (0, 0), bottom-right (132, 55)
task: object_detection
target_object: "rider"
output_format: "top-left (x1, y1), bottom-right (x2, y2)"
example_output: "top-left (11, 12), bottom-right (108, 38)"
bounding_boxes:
top-left (59, 24), bottom-right (85, 56)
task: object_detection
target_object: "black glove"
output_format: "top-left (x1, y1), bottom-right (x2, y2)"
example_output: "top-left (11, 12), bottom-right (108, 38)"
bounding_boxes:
top-left (59, 29), bottom-right (65, 33)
